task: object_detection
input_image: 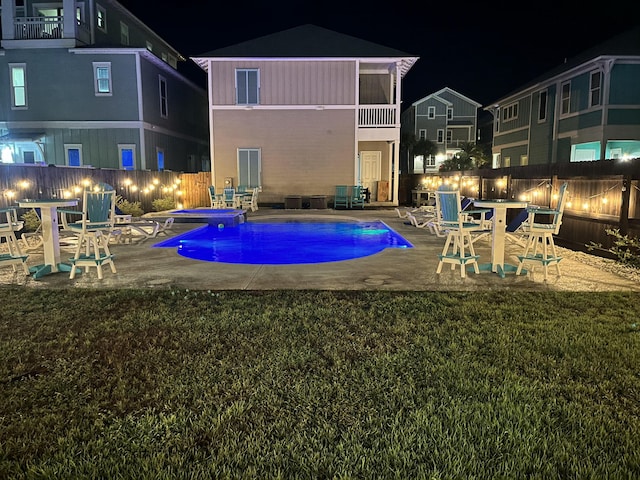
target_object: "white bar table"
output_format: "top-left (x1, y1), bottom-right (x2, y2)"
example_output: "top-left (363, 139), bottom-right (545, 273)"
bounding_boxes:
top-left (473, 199), bottom-right (528, 278)
top-left (18, 198), bottom-right (78, 279)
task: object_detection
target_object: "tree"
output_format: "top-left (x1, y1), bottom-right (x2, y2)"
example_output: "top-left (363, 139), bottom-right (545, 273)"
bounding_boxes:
top-left (413, 139), bottom-right (438, 173)
top-left (399, 133), bottom-right (417, 174)
top-left (439, 142), bottom-right (489, 171)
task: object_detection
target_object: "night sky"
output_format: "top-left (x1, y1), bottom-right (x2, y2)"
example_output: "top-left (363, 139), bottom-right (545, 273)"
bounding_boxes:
top-left (118, 0), bottom-right (639, 108)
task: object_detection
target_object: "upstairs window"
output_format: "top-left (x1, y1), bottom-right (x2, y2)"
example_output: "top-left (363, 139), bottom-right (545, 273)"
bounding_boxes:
top-left (236, 69), bottom-right (259, 105)
top-left (538, 90), bottom-right (548, 122)
top-left (502, 102), bottom-right (518, 122)
top-left (120, 21), bottom-right (129, 45)
top-left (590, 71), bottom-right (602, 107)
top-left (159, 76), bottom-right (168, 118)
top-left (9, 64), bottom-right (27, 109)
top-left (447, 107), bottom-right (453, 120)
top-left (427, 106), bottom-right (435, 119)
top-left (96, 4), bottom-right (106, 32)
top-left (437, 129), bottom-right (444, 143)
top-left (561, 82), bottom-right (571, 115)
top-left (93, 62), bottom-right (112, 96)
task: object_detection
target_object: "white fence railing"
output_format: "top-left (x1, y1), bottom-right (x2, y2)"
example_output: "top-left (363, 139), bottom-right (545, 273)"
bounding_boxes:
top-left (14, 16), bottom-right (63, 39)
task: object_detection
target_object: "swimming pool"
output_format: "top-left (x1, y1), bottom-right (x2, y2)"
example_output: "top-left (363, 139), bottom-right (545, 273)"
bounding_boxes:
top-left (153, 219), bottom-right (413, 264)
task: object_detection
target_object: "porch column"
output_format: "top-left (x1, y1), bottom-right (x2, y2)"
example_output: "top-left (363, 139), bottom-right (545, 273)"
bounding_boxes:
top-left (1, 0), bottom-right (16, 41)
top-left (63, 0), bottom-right (75, 39)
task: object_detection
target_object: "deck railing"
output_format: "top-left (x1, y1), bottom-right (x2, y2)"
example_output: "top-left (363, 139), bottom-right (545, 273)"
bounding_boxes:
top-left (14, 16), bottom-right (63, 39)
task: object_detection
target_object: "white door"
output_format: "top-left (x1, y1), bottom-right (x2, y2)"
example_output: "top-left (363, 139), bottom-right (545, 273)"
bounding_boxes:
top-left (360, 151), bottom-right (381, 199)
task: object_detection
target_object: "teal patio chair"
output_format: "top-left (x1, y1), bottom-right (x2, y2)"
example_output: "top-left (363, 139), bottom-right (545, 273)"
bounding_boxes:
top-left (350, 185), bottom-right (365, 209)
top-left (435, 185), bottom-right (491, 278)
top-left (59, 183), bottom-right (117, 279)
top-left (334, 185), bottom-right (350, 209)
top-left (208, 186), bottom-right (224, 209)
top-left (516, 183), bottom-right (569, 281)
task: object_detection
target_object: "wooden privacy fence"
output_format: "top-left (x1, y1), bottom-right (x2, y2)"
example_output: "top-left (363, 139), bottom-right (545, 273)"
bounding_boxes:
top-left (400, 158), bottom-right (640, 251)
top-left (0, 165), bottom-right (213, 214)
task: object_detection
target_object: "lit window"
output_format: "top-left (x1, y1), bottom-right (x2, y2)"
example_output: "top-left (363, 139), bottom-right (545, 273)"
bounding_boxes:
top-left (96, 4), bottom-right (106, 32)
top-left (157, 148), bottom-right (165, 171)
top-left (9, 64), bottom-right (27, 109)
top-left (93, 62), bottom-right (112, 96)
top-left (236, 69), bottom-right (259, 105)
top-left (119, 144), bottom-right (136, 170)
top-left (65, 145), bottom-right (82, 167)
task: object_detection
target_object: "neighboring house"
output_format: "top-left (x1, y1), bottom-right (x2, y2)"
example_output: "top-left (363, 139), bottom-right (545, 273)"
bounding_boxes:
top-left (191, 24), bottom-right (418, 206)
top-left (401, 87), bottom-right (481, 172)
top-left (485, 26), bottom-right (640, 167)
top-left (0, 0), bottom-right (209, 171)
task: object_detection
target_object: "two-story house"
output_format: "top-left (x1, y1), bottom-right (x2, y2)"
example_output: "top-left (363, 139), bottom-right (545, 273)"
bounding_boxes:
top-left (401, 87), bottom-right (481, 172)
top-left (0, 0), bottom-right (209, 171)
top-left (191, 24), bottom-right (418, 206)
top-left (486, 26), bottom-right (640, 167)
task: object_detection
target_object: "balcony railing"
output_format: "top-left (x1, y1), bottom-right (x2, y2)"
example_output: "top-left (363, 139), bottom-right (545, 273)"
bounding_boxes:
top-left (14, 16), bottom-right (63, 39)
top-left (358, 105), bottom-right (397, 128)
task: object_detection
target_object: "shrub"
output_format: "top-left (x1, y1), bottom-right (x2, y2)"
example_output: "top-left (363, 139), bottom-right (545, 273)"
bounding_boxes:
top-left (116, 197), bottom-right (145, 218)
top-left (20, 209), bottom-right (41, 232)
top-left (152, 197), bottom-right (176, 212)
top-left (588, 228), bottom-right (640, 268)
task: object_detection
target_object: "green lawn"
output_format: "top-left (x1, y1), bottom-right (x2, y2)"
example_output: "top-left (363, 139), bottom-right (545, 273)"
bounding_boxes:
top-left (1, 288), bottom-right (639, 479)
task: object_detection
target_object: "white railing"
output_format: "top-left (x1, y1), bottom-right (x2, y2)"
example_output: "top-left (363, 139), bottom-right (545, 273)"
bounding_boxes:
top-left (358, 105), bottom-right (397, 127)
top-left (14, 16), bottom-right (63, 39)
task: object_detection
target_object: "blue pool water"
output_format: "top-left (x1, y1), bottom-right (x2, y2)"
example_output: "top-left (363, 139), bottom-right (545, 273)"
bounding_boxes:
top-left (153, 219), bottom-right (413, 264)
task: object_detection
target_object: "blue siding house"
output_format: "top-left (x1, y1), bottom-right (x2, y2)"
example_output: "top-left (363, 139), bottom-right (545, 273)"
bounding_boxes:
top-left (486, 27), bottom-right (640, 167)
top-left (0, 0), bottom-right (209, 171)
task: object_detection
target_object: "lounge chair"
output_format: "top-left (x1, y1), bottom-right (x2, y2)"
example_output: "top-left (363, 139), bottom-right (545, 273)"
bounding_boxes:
top-left (334, 185), bottom-right (350, 209)
top-left (350, 185), bottom-right (365, 209)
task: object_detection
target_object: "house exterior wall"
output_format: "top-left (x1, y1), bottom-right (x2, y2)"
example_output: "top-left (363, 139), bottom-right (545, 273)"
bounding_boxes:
top-left (209, 60), bottom-right (357, 106)
top-left (211, 109), bottom-right (355, 203)
top-left (490, 32), bottom-right (640, 166)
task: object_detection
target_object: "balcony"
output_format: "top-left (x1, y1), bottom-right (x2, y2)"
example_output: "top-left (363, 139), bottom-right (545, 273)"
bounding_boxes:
top-left (358, 105), bottom-right (397, 128)
top-left (9, 16), bottom-right (90, 45)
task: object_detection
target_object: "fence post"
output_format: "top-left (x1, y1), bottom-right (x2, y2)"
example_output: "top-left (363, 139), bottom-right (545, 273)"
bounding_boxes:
top-left (619, 175), bottom-right (631, 235)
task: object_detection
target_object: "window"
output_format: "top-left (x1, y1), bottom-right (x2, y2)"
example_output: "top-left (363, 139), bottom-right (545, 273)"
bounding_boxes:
top-left (503, 156), bottom-right (511, 167)
top-left (520, 155), bottom-right (528, 166)
top-left (446, 130), bottom-right (452, 144)
top-left (447, 107), bottom-right (453, 120)
top-left (93, 62), bottom-right (112, 95)
top-left (427, 106), bottom-right (435, 119)
top-left (418, 129), bottom-right (426, 140)
top-left (538, 90), bottom-right (548, 122)
top-left (494, 111), bottom-right (500, 133)
top-left (238, 148), bottom-right (261, 187)
top-left (120, 21), bottom-right (129, 45)
top-left (561, 82), bottom-right (571, 115)
top-left (590, 71), bottom-right (602, 107)
top-left (119, 144), bottom-right (136, 170)
top-left (157, 148), bottom-right (165, 171)
top-left (502, 102), bottom-right (518, 122)
top-left (64, 144), bottom-right (82, 167)
top-left (437, 129), bottom-right (444, 143)
top-left (9, 64), bottom-right (27, 109)
top-left (96, 4), bottom-right (106, 32)
top-left (236, 69), bottom-right (259, 105)
top-left (159, 76), bottom-right (168, 118)
top-left (425, 155), bottom-right (435, 167)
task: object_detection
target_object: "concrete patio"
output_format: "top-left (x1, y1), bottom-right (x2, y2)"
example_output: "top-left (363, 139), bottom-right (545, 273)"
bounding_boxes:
top-left (2, 207), bottom-right (639, 292)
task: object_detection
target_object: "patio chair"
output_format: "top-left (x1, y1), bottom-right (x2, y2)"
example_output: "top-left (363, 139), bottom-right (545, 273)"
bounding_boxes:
top-left (334, 185), bottom-right (350, 209)
top-left (350, 185), bottom-right (365, 209)
top-left (208, 186), bottom-right (224, 209)
top-left (516, 183), bottom-right (569, 281)
top-left (222, 187), bottom-right (240, 208)
top-left (156, 217), bottom-right (175, 236)
top-left (241, 187), bottom-right (259, 212)
top-left (435, 185), bottom-right (491, 278)
top-left (59, 183), bottom-right (117, 280)
top-left (0, 207), bottom-right (29, 274)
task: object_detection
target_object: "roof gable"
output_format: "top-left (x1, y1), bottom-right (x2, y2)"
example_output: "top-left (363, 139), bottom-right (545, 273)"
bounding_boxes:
top-left (191, 24), bottom-right (419, 77)
top-left (412, 87), bottom-right (482, 107)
